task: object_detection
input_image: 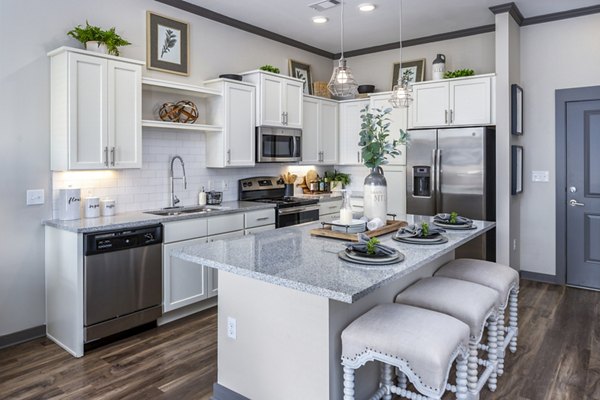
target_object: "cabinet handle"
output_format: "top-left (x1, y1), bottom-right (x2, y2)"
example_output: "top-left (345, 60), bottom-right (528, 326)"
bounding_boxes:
top-left (256, 217), bottom-right (269, 221)
top-left (357, 151), bottom-right (360, 163)
top-left (110, 147), bottom-right (115, 166)
top-left (281, 112), bottom-right (285, 125)
top-left (445, 110), bottom-right (448, 124)
top-left (285, 112), bottom-right (289, 125)
top-left (227, 149), bottom-right (231, 164)
top-left (104, 147), bottom-right (109, 167)
top-left (450, 110), bottom-right (454, 123)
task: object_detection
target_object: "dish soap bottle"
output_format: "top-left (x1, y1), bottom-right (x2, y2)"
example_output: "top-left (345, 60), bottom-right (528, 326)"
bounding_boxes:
top-left (339, 189), bottom-right (353, 225)
top-left (199, 187), bottom-right (207, 206)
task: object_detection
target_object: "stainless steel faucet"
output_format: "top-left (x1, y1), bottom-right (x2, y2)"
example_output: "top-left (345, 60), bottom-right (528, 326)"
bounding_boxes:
top-left (169, 155), bottom-right (187, 207)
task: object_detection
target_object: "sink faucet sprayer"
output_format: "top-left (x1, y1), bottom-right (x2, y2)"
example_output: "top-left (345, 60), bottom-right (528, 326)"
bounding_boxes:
top-left (169, 155), bottom-right (187, 207)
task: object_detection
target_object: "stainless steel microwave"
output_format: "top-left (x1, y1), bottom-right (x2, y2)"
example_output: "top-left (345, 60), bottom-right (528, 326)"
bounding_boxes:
top-left (256, 126), bottom-right (302, 163)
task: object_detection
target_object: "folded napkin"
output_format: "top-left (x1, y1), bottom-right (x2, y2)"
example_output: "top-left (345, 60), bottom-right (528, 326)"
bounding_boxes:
top-left (434, 213), bottom-right (472, 225)
top-left (345, 233), bottom-right (397, 256)
top-left (398, 224), bottom-right (446, 238)
top-left (367, 217), bottom-right (385, 231)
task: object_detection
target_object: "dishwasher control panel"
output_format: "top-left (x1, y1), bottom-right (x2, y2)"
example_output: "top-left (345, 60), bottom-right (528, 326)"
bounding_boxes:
top-left (84, 224), bottom-right (163, 255)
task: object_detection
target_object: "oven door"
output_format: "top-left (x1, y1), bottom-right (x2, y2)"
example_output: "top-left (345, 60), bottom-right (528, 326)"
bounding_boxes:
top-left (257, 127), bottom-right (302, 162)
top-left (277, 205), bottom-right (320, 228)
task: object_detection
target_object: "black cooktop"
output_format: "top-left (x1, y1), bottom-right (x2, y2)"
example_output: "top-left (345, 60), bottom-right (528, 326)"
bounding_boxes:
top-left (254, 197), bottom-right (318, 209)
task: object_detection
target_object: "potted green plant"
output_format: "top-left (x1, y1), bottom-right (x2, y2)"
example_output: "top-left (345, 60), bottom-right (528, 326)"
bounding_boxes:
top-left (325, 170), bottom-right (351, 192)
top-left (259, 65), bottom-right (280, 74)
top-left (358, 105), bottom-right (409, 221)
top-left (67, 21), bottom-right (131, 56)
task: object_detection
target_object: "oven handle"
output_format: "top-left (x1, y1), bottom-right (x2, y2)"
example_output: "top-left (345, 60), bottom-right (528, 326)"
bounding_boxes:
top-left (278, 205), bottom-right (320, 216)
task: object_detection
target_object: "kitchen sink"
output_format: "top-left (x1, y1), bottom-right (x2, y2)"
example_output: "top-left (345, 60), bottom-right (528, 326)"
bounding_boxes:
top-left (144, 205), bottom-right (225, 216)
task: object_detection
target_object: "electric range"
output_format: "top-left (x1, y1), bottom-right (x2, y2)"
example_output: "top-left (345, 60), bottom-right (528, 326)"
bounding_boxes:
top-left (239, 177), bottom-right (319, 228)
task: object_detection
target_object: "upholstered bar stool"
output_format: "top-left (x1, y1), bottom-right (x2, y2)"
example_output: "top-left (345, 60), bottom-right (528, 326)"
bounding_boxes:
top-left (394, 277), bottom-right (499, 398)
top-left (341, 303), bottom-right (470, 400)
top-left (434, 259), bottom-right (519, 376)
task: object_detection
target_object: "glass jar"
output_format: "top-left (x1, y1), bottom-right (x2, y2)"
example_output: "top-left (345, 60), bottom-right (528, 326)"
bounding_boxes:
top-left (339, 189), bottom-right (353, 224)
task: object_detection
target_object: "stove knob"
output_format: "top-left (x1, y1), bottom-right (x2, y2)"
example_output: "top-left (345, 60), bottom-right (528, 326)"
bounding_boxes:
top-left (145, 233), bottom-right (154, 241)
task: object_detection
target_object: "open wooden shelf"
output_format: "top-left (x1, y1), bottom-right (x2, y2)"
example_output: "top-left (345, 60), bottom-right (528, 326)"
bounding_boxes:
top-left (141, 120), bottom-right (222, 132)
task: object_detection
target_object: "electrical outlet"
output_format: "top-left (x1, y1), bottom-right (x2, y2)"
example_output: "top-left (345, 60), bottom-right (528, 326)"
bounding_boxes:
top-left (532, 171), bottom-right (549, 182)
top-left (223, 180), bottom-right (229, 191)
top-left (26, 189), bottom-right (45, 205)
top-left (227, 316), bottom-right (237, 339)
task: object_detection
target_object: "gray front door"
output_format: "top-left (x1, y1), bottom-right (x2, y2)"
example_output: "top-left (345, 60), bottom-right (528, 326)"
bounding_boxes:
top-left (566, 100), bottom-right (600, 288)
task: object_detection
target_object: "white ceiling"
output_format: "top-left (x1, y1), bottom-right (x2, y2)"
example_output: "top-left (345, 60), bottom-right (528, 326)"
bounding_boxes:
top-left (183, 0), bottom-right (600, 53)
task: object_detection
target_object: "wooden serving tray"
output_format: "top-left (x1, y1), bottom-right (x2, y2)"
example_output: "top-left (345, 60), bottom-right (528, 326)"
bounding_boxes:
top-left (310, 220), bottom-right (408, 242)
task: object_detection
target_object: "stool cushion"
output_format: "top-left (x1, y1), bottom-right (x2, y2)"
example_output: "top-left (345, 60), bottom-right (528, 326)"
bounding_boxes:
top-left (395, 277), bottom-right (498, 341)
top-left (434, 259), bottom-right (519, 309)
top-left (341, 303), bottom-right (469, 397)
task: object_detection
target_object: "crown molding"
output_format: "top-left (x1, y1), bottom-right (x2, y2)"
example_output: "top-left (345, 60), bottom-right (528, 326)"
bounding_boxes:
top-left (489, 2), bottom-right (525, 25)
top-left (522, 4), bottom-right (600, 26)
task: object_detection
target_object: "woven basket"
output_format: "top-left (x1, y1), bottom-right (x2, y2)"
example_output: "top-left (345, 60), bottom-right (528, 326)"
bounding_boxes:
top-left (313, 81), bottom-right (330, 98)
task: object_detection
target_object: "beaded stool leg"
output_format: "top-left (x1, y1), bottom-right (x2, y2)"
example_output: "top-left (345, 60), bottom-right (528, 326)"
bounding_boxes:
top-left (497, 307), bottom-right (506, 376)
top-left (509, 287), bottom-right (519, 353)
top-left (396, 367), bottom-right (408, 390)
top-left (456, 353), bottom-right (469, 400)
top-left (486, 316), bottom-right (498, 392)
top-left (467, 339), bottom-right (479, 397)
top-left (343, 365), bottom-right (355, 400)
top-left (380, 363), bottom-right (393, 400)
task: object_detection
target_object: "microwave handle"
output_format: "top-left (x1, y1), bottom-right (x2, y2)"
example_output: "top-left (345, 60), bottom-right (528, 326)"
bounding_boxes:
top-left (293, 136), bottom-right (298, 157)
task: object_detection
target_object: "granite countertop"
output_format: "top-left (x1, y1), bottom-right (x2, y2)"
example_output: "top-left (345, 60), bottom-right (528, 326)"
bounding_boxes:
top-left (43, 201), bottom-right (275, 233)
top-left (173, 215), bottom-right (495, 304)
top-left (295, 193), bottom-right (343, 202)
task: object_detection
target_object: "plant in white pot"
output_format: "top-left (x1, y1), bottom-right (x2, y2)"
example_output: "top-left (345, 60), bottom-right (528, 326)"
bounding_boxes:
top-left (358, 106), bottom-right (409, 223)
top-left (67, 21), bottom-right (131, 56)
top-left (325, 170), bottom-right (351, 192)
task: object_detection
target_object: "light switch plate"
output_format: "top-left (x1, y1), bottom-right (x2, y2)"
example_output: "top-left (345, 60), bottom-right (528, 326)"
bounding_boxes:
top-left (26, 189), bottom-right (45, 205)
top-left (531, 171), bottom-right (549, 182)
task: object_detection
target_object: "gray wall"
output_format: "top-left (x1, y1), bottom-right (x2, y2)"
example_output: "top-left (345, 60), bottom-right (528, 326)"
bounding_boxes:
top-left (0, 0), bottom-right (332, 337)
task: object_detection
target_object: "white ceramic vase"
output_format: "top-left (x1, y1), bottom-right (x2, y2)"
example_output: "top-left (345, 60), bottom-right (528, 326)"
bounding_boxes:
top-left (363, 167), bottom-right (387, 222)
top-left (86, 41), bottom-right (108, 54)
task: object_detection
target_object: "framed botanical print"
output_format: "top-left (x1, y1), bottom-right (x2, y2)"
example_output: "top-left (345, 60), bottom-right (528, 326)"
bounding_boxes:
top-left (392, 59), bottom-right (425, 89)
top-left (511, 84), bottom-right (523, 135)
top-left (147, 12), bottom-right (189, 75)
top-left (511, 145), bottom-right (523, 195)
top-left (288, 59), bottom-right (313, 95)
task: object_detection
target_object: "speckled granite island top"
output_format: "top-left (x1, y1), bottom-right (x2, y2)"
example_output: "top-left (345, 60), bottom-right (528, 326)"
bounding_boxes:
top-left (43, 201), bottom-right (275, 233)
top-left (173, 215), bottom-right (495, 304)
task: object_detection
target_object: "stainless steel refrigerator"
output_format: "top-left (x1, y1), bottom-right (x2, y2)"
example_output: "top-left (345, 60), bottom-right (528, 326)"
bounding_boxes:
top-left (406, 127), bottom-right (495, 261)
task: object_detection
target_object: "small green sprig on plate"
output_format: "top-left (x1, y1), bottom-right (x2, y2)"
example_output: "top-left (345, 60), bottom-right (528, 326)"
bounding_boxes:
top-left (449, 212), bottom-right (458, 224)
top-left (366, 237), bottom-right (380, 255)
top-left (420, 222), bottom-right (429, 237)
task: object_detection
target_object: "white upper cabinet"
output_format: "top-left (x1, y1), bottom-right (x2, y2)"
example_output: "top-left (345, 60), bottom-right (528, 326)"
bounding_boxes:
top-left (49, 47), bottom-right (143, 170)
top-left (205, 79), bottom-right (256, 167)
top-left (338, 99), bottom-right (369, 165)
top-left (410, 74), bottom-right (495, 128)
top-left (301, 96), bottom-right (338, 165)
top-left (241, 71), bottom-right (303, 128)
top-left (369, 94), bottom-right (407, 166)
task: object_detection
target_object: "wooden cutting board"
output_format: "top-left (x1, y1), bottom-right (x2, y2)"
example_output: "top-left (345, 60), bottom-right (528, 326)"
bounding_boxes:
top-left (310, 220), bottom-right (408, 242)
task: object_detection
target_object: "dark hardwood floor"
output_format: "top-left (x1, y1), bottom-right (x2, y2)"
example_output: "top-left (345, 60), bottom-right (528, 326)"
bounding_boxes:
top-left (1, 280), bottom-right (598, 400)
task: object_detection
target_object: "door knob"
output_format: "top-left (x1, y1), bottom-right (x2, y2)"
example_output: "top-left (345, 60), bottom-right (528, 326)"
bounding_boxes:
top-left (569, 199), bottom-right (585, 207)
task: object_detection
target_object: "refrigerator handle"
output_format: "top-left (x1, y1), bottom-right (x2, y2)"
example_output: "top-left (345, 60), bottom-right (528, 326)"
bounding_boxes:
top-left (435, 149), bottom-right (442, 211)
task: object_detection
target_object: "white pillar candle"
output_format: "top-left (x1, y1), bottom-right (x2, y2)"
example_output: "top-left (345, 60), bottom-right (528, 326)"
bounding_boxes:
top-left (340, 208), bottom-right (353, 225)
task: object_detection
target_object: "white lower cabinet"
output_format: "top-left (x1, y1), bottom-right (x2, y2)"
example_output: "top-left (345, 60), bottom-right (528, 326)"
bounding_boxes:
top-left (319, 200), bottom-right (342, 222)
top-left (207, 230), bottom-right (245, 298)
top-left (245, 224), bottom-right (275, 235)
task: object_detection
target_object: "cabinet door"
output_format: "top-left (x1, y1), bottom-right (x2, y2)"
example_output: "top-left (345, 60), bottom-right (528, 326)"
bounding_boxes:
top-left (320, 101), bottom-right (338, 164)
top-left (108, 60), bottom-right (142, 169)
top-left (381, 166), bottom-right (406, 217)
top-left (319, 200), bottom-right (342, 216)
top-left (411, 82), bottom-right (449, 128)
top-left (450, 77), bottom-right (491, 126)
top-left (245, 224), bottom-right (275, 235)
top-left (301, 97), bottom-right (320, 164)
top-left (339, 100), bottom-right (369, 165)
top-left (163, 237), bottom-right (208, 312)
top-left (207, 230), bottom-right (245, 297)
top-left (370, 96), bottom-right (407, 165)
top-left (68, 53), bottom-right (108, 169)
top-left (284, 80), bottom-right (303, 128)
top-left (226, 83), bottom-right (256, 166)
top-left (260, 74), bottom-right (284, 126)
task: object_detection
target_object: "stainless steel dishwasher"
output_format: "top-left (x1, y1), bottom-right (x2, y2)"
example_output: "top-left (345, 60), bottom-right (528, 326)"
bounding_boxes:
top-left (83, 224), bottom-right (163, 343)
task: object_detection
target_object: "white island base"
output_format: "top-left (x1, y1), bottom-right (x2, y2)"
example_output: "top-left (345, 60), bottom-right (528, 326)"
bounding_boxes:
top-left (214, 252), bottom-right (454, 400)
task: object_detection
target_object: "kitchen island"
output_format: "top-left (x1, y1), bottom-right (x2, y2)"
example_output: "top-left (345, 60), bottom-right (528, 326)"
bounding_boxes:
top-left (173, 215), bottom-right (495, 400)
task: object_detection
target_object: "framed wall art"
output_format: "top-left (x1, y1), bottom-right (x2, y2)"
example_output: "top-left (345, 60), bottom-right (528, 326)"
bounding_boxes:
top-left (511, 84), bottom-right (523, 135)
top-left (511, 145), bottom-right (523, 195)
top-left (392, 59), bottom-right (425, 89)
top-left (147, 12), bottom-right (189, 75)
top-left (288, 60), bottom-right (313, 95)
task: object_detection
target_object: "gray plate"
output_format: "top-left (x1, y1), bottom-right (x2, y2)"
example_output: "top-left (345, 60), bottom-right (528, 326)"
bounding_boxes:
top-left (392, 234), bottom-right (449, 245)
top-left (345, 248), bottom-right (401, 263)
top-left (433, 221), bottom-right (476, 230)
top-left (338, 250), bottom-right (404, 266)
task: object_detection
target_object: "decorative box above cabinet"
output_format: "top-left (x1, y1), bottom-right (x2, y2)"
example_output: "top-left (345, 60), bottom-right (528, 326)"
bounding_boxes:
top-left (302, 95), bottom-right (338, 164)
top-left (204, 79), bottom-right (256, 168)
top-left (240, 71), bottom-right (303, 129)
top-left (48, 47), bottom-right (143, 170)
top-left (410, 74), bottom-right (496, 129)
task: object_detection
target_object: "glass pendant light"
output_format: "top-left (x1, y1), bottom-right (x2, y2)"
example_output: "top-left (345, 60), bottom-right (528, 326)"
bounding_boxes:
top-left (328, 0), bottom-right (358, 98)
top-left (389, 0), bottom-right (413, 108)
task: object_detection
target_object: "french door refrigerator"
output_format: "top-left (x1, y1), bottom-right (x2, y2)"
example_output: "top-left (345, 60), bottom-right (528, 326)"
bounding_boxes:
top-left (406, 127), bottom-right (495, 260)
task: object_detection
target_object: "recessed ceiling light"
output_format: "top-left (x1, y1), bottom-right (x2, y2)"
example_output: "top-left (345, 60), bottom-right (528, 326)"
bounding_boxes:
top-left (358, 3), bottom-right (376, 12)
top-left (312, 16), bottom-right (328, 24)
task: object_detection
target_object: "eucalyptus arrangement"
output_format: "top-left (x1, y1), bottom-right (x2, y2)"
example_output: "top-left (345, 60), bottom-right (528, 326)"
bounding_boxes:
top-left (260, 65), bottom-right (280, 74)
top-left (358, 106), bottom-right (409, 169)
top-left (67, 21), bottom-right (130, 56)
